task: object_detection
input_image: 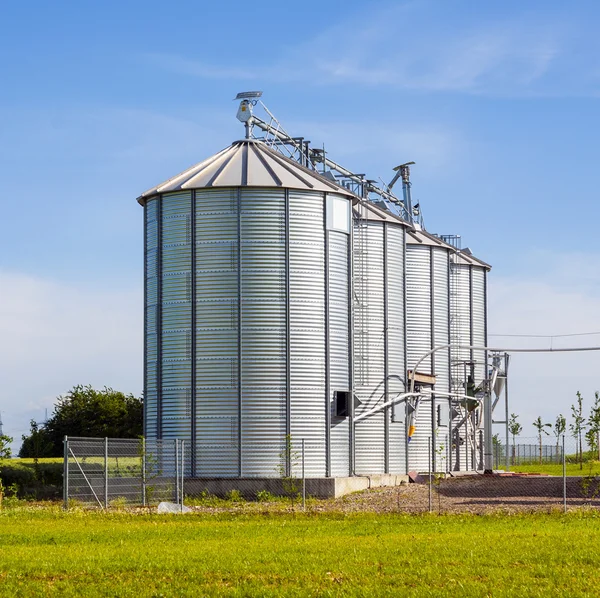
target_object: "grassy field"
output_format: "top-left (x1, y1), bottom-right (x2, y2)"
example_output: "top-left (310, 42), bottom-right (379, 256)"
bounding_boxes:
top-left (508, 461), bottom-right (600, 476)
top-left (1, 507), bottom-right (600, 596)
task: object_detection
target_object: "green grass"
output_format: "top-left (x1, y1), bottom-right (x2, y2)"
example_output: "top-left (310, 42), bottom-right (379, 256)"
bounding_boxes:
top-left (2, 508), bottom-right (600, 596)
top-left (508, 461), bottom-right (600, 476)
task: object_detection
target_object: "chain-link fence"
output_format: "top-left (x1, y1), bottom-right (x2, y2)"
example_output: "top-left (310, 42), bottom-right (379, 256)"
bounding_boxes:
top-left (63, 435), bottom-right (600, 513)
top-left (64, 437), bottom-right (186, 509)
top-left (413, 434), bottom-right (600, 514)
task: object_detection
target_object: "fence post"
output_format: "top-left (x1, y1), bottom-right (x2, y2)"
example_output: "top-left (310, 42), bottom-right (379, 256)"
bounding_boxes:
top-left (104, 437), bottom-right (109, 509)
top-left (563, 434), bottom-right (567, 514)
top-left (142, 438), bottom-right (146, 507)
top-left (175, 439), bottom-right (180, 506)
top-left (63, 436), bottom-right (69, 510)
top-left (180, 440), bottom-right (185, 512)
top-left (428, 437), bottom-right (432, 513)
top-left (302, 439), bottom-right (306, 512)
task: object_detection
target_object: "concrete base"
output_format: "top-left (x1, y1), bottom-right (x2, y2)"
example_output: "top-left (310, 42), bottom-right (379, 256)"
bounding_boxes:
top-left (185, 474), bottom-right (409, 499)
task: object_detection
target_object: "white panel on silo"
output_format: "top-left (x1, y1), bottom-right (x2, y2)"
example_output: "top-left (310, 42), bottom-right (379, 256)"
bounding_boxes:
top-left (328, 227), bottom-right (350, 477)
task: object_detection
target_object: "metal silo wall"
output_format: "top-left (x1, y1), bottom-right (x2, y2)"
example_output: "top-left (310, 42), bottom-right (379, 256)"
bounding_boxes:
top-left (471, 268), bottom-right (487, 384)
top-left (405, 245), bottom-right (432, 472)
top-left (353, 221), bottom-right (386, 474)
top-left (144, 198), bottom-right (159, 440)
top-left (240, 188), bottom-right (287, 477)
top-left (289, 190), bottom-right (327, 477)
top-left (432, 248), bottom-right (450, 470)
top-left (195, 188), bottom-right (239, 477)
top-left (328, 227), bottom-right (350, 477)
top-left (386, 225), bottom-right (407, 474)
top-left (161, 191), bottom-right (193, 441)
top-left (451, 264), bottom-right (472, 390)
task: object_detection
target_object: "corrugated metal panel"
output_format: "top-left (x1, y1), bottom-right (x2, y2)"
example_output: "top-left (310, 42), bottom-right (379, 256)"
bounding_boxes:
top-left (354, 221), bottom-right (385, 475)
top-left (289, 191), bottom-right (327, 477)
top-left (386, 225), bottom-right (406, 474)
top-left (406, 244), bottom-right (432, 472)
top-left (240, 188), bottom-right (287, 476)
top-left (432, 247), bottom-right (450, 471)
top-left (160, 191), bottom-right (192, 440)
top-left (145, 198), bottom-right (159, 439)
top-left (451, 264), bottom-right (471, 390)
top-left (471, 267), bottom-right (486, 385)
top-left (195, 188), bottom-right (240, 477)
top-left (328, 227), bottom-right (350, 477)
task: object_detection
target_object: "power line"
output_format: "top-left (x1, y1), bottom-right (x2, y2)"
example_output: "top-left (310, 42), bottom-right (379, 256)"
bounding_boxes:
top-left (489, 332), bottom-right (600, 339)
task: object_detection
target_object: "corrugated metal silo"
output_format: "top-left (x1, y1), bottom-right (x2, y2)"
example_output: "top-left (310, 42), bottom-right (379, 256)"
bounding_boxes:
top-left (405, 230), bottom-right (452, 472)
top-left (139, 140), bottom-right (355, 478)
top-left (352, 201), bottom-right (408, 475)
top-left (449, 251), bottom-right (490, 471)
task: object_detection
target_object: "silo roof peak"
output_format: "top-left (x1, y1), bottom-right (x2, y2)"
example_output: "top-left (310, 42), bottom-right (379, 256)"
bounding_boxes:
top-left (138, 139), bottom-right (355, 203)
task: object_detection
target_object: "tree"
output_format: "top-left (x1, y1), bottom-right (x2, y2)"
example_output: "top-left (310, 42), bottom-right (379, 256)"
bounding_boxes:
top-left (20, 420), bottom-right (54, 469)
top-left (570, 391), bottom-right (586, 470)
top-left (553, 414), bottom-right (566, 463)
top-left (586, 391), bottom-right (600, 461)
top-left (0, 435), bottom-right (12, 461)
top-left (508, 413), bottom-right (522, 466)
top-left (532, 416), bottom-right (551, 465)
top-left (19, 385), bottom-right (143, 457)
top-left (0, 434), bottom-right (13, 507)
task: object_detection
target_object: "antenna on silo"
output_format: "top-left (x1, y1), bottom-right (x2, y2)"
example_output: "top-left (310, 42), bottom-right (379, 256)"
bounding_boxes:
top-left (235, 91), bottom-right (263, 139)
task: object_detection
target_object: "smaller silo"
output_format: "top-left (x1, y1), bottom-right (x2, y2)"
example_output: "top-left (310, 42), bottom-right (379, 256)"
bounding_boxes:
top-left (352, 200), bottom-right (409, 475)
top-left (405, 228), bottom-right (451, 473)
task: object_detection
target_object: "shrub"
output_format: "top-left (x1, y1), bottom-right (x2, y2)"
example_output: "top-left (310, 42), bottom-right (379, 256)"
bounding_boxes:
top-left (225, 489), bottom-right (244, 503)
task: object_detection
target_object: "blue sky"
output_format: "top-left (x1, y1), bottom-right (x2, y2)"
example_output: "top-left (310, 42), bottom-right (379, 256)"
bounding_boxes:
top-left (2, 0), bottom-right (600, 449)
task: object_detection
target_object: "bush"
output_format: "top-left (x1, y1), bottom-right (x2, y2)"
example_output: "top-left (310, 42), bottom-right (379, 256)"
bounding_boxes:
top-left (225, 489), bottom-right (244, 503)
top-left (256, 489), bottom-right (276, 502)
top-left (0, 460), bottom-right (62, 499)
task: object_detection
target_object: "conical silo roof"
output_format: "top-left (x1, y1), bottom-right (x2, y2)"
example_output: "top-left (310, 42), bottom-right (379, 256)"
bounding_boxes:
top-left (138, 139), bottom-right (354, 203)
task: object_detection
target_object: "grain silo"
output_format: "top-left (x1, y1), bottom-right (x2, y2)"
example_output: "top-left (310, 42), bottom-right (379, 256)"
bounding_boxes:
top-left (447, 245), bottom-right (490, 471)
top-left (352, 200), bottom-right (408, 475)
top-left (137, 93), bottom-right (494, 485)
top-left (138, 139), bottom-right (355, 478)
top-left (404, 229), bottom-right (452, 472)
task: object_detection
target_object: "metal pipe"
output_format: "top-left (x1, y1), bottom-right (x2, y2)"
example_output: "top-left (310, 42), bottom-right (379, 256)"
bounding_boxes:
top-left (411, 344), bottom-right (600, 395)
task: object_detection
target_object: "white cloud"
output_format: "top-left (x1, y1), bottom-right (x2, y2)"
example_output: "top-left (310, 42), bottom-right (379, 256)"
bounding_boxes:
top-left (0, 271), bottom-right (142, 451)
top-left (140, 4), bottom-right (582, 97)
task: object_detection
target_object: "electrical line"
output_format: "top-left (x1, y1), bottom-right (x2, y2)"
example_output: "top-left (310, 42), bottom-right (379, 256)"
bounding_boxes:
top-left (489, 332), bottom-right (600, 339)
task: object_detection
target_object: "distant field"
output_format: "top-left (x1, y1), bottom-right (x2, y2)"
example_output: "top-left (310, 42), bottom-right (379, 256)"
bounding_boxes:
top-left (508, 462), bottom-right (600, 476)
top-left (1, 507), bottom-right (600, 596)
